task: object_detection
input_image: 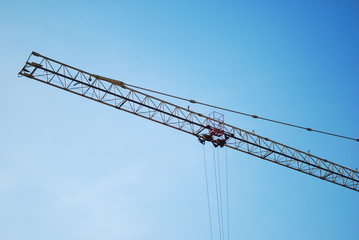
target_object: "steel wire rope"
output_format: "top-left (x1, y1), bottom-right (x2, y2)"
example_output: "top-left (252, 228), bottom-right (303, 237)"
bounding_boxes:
top-left (213, 147), bottom-right (223, 240)
top-left (225, 147), bottom-right (230, 240)
top-left (216, 148), bottom-right (225, 240)
top-left (203, 145), bottom-right (214, 240)
top-left (121, 82), bottom-right (359, 142)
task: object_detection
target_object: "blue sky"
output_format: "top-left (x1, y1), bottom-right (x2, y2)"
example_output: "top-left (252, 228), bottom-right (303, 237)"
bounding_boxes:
top-left (1, 1), bottom-right (358, 240)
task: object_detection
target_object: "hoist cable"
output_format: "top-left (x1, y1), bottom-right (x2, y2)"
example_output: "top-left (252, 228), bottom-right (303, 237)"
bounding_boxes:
top-left (217, 148), bottom-right (225, 240)
top-left (202, 146), bottom-right (230, 240)
top-left (122, 82), bottom-right (358, 142)
top-left (203, 146), bottom-right (214, 240)
top-left (213, 147), bottom-right (223, 240)
top-left (225, 148), bottom-right (230, 240)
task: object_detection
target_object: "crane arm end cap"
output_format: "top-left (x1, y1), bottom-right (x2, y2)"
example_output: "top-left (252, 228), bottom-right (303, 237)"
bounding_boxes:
top-left (32, 52), bottom-right (40, 57)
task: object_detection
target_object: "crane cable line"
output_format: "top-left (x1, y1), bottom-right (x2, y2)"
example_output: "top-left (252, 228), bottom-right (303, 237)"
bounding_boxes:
top-left (205, 147), bottom-right (229, 240)
top-left (225, 147), bottom-right (230, 240)
top-left (205, 146), bottom-right (230, 240)
top-left (212, 147), bottom-right (223, 240)
top-left (120, 82), bottom-right (359, 142)
top-left (216, 148), bottom-right (225, 240)
top-left (203, 145), bottom-right (230, 240)
top-left (203, 145), bottom-right (214, 240)
top-left (216, 147), bottom-right (230, 240)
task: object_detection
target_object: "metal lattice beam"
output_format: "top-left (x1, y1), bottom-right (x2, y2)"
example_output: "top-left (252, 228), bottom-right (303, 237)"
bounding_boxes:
top-left (18, 52), bottom-right (359, 192)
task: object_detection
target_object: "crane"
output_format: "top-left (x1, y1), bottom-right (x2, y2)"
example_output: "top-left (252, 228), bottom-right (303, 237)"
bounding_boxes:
top-left (18, 51), bottom-right (359, 192)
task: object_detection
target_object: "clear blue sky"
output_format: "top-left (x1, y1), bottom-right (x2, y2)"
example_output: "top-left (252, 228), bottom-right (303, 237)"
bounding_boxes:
top-left (1, 1), bottom-right (358, 240)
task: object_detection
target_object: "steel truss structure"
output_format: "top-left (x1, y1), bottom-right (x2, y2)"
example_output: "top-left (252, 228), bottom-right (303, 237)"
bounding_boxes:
top-left (19, 52), bottom-right (359, 192)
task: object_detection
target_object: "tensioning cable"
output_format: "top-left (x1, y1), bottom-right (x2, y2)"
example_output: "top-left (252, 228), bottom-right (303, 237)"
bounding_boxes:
top-left (120, 82), bottom-right (358, 142)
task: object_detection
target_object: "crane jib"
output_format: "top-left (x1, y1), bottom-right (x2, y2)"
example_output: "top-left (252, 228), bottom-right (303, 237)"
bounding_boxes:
top-left (18, 51), bottom-right (359, 192)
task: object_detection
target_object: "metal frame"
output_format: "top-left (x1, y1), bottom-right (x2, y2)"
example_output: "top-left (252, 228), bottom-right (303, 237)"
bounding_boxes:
top-left (19, 52), bottom-right (359, 192)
